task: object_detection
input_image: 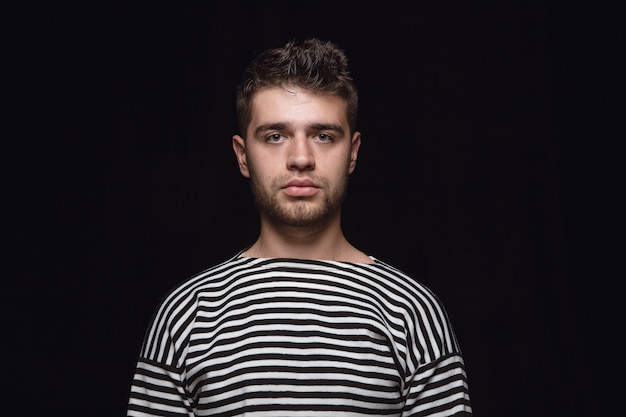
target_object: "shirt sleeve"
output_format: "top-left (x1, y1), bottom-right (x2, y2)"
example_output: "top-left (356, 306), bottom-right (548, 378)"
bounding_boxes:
top-left (127, 288), bottom-right (197, 417)
top-left (403, 353), bottom-right (472, 416)
top-left (127, 357), bottom-right (194, 417)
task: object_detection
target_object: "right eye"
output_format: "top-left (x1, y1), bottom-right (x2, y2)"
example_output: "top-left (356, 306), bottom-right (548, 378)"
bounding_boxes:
top-left (266, 133), bottom-right (285, 143)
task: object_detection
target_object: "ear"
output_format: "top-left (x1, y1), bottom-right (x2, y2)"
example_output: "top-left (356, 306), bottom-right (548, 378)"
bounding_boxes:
top-left (232, 135), bottom-right (250, 178)
top-left (348, 131), bottom-right (362, 174)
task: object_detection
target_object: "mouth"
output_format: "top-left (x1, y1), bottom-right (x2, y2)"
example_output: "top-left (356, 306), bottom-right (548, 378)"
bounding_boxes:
top-left (281, 178), bottom-right (320, 197)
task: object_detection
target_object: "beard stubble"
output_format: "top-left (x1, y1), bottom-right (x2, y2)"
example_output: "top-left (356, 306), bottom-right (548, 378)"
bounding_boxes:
top-left (249, 172), bottom-right (349, 228)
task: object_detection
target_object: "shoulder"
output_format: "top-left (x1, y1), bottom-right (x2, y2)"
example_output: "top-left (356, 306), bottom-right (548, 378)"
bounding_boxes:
top-left (139, 254), bottom-right (253, 358)
top-left (334, 257), bottom-right (451, 326)
top-left (358, 257), bottom-right (440, 304)
top-left (364, 258), bottom-right (462, 360)
top-left (156, 254), bottom-right (254, 314)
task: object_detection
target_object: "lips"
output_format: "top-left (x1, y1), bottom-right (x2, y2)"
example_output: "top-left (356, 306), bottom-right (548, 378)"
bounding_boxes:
top-left (281, 178), bottom-right (319, 197)
top-left (284, 178), bottom-right (317, 188)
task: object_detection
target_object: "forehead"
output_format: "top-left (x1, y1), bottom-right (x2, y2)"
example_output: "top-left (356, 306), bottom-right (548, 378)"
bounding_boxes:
top-left (249, 86), bottom-right (349, 126)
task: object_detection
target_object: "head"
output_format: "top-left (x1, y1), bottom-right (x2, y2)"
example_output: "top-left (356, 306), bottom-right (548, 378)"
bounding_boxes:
top-left (235, 38), bottom-right (359, 139)
top-left (232, 39), bottom-right (362, 231)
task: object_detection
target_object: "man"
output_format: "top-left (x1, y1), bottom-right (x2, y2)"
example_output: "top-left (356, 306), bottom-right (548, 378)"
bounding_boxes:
top-left (128, 38), bottom-right (472, 416)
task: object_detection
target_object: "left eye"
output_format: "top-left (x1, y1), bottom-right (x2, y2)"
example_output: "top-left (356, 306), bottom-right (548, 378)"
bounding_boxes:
top-left (267, 134), bottom-right (283, 142)
top-left (316, 134), bottom-right (332, 142)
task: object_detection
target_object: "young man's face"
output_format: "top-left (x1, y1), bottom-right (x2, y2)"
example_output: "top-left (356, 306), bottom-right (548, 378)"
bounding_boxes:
top-left (232, 86), bottom-right (361, 229)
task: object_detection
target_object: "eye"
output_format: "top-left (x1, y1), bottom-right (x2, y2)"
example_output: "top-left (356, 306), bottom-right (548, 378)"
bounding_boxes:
top-left (315, 133), bottom-right (334, 143)
top-left (266, 133), bottom-right (284, 143)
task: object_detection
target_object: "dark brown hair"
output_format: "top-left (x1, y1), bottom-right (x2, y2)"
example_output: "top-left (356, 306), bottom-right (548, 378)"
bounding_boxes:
top-left (235, 38), bottom-right (358, 137)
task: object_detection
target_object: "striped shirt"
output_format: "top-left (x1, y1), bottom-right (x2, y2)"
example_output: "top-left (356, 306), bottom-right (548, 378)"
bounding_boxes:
top-left (128, 254), bottom-right (472, 416)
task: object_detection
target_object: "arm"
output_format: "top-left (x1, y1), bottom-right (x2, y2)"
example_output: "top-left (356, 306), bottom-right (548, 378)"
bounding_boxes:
top-left (128, 357), bottom-right (194, 417)
top-left (403, 353), bottom-right (472, 416)
top-left (127, 286), bottom-right (198, 417)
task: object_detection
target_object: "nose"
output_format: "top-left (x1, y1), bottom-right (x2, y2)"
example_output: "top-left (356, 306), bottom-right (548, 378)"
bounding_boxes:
top-left (286, 135), bottom-right (315, 171)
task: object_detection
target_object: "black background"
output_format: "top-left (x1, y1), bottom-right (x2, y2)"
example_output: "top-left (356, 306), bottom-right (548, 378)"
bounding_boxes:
top-left (8, 1), bottom-right (624, 416)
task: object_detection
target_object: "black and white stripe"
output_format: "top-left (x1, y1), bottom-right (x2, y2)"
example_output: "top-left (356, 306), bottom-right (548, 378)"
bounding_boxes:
top-left (128, 254), bottom-right (471, 416)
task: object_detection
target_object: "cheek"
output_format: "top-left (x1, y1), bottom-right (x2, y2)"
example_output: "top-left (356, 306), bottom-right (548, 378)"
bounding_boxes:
top-left (247, 158), bottom-right (278, 187)
top-left (330, 152), bottom-right (354, 175)
top-left (321, 163), bottom-right (351, 188)
top-left (248, 148), bottom-right (282, 170)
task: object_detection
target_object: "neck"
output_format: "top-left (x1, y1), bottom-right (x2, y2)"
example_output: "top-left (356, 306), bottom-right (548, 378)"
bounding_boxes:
top-left (243, 215), bottom-right (373, 264)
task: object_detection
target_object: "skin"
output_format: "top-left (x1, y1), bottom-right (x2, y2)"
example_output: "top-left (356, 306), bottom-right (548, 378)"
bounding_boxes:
top-left (232, 85), bottom-right (373, 263)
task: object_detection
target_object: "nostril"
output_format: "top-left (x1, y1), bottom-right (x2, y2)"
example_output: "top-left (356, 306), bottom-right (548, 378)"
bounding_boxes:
top-left (287, 139), bottom-right (315, 170)
top-left (287, 155), bottom-right (315, 171)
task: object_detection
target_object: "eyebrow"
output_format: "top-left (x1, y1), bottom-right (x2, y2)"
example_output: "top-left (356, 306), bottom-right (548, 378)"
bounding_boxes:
top-left (254, 122), bottom-right (345, 136)
top-left (254, 123), bottom-right (289, 136)
top-left (310, 123), bottom-right (345, 135)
